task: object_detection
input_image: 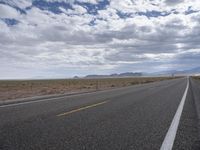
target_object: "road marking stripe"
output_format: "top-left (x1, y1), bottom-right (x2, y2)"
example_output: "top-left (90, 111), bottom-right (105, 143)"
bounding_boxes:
top-left (160, 77), bottom-right (189, 150)
top-left (57, 100), bottom-right (109, 117)
top-left (0, 92), bottom-right (104, 108)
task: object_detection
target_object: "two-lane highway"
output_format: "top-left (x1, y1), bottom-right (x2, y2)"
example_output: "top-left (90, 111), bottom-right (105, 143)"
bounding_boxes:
top-left (0, 77), bottom-right (200, 150)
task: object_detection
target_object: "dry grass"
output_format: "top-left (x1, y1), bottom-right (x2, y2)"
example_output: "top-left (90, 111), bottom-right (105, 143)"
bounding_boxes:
top-left (0, 77), bottom-right (178, 101)
top-left (192, 76), bottom-right (200, 80)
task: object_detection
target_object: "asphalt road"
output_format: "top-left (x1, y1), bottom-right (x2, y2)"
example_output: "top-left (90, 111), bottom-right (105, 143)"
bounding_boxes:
top-left (0, 77), bottom-right (200, 150)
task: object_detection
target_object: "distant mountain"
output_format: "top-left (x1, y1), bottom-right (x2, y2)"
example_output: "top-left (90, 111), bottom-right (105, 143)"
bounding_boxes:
top-left (149, 70), bottom-right (178, 76)
top-left (73, 67), bottom-right (200, 79)
top-left (118, 72), bottom-right (142, 77)
top-left (150, 67), bottom-right (200, 76)
top-left (83, 72), bottom-right (143, 79)
top-left (180, 67), bottom-right (200, 74)
top-left (84, 75), bottom-right (108, 78)
top-left (73, 76), bottom-right (80, 79)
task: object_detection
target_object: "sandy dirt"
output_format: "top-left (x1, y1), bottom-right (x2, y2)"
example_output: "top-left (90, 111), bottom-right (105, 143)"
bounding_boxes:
top-left (0, 77), bottom-right (177, 101)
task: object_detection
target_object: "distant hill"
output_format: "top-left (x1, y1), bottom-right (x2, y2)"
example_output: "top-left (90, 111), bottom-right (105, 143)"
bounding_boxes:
top-left (150, 67), bottom-right (200, 76)
top-left (83, 72), bottom-right (143, 79)
top-left (73, 67), bottom-right (200, 79)
top-left (179, 67), bottom-right (200, 74)
top-left (118, 72), bottom-right (142, 77)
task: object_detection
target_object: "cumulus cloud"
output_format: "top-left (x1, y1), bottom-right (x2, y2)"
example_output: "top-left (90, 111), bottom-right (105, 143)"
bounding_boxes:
top-left (0, 4), bottom-right (20, 18)
top-left (44, 0), bottom-right (102, 4)
top-left (165, 0), bottom-right (185, 5)
top-left (0, 0), bottom-right (200, 78)
top-left (0, 0), bottom-right (32, 9)
top-left (76, 0), bottom-right (101, 4)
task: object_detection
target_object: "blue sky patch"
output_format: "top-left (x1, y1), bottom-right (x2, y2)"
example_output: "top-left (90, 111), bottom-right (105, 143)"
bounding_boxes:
top-left (75, 0), bottom-right (109, 15)
top-left (137, 11), bottom-right (171, 18)
top-left (117, 11), bottom-right (133, 19)
top-left (185, 6), bottom-right (199, 15)
top-left (1, 18), bottom-right (19, 26)
top-left (31, 0), bottom-right (73, 14)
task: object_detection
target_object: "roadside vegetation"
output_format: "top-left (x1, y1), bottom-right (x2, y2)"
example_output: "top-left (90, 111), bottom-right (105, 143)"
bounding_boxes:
top-left (192, 76), bottom-right (200, 80)
top-left (0, 77), bottom-right (178, 101)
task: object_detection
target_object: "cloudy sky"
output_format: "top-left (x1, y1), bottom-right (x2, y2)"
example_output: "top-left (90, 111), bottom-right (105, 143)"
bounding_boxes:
top-left (0, 0), bottom-right (200, 79)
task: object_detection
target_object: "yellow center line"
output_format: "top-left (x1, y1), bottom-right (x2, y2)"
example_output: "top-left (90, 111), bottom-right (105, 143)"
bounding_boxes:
top-left (57, 100), bottom-right (109, 117)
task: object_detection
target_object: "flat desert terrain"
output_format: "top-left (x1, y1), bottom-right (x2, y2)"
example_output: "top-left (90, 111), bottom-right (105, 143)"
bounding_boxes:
top-left (0, 77), bottom-right (177, 101)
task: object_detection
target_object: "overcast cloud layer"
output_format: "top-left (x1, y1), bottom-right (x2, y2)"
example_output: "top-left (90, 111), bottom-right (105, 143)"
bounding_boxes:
top-left (0, 0), bottom-right (200, 79)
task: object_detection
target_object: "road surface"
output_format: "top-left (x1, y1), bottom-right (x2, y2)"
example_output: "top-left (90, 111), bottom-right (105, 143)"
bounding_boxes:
top-left (0, 77), bottom-right (200, 150)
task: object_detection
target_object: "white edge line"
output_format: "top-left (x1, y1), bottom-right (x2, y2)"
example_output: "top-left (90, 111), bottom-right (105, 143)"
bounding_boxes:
top-left (0, 96), bottom-right (69, 108)
top-left (0, 90), bottom-right (106, 108)
top-left (160, 77), bottom-right (189, 150)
